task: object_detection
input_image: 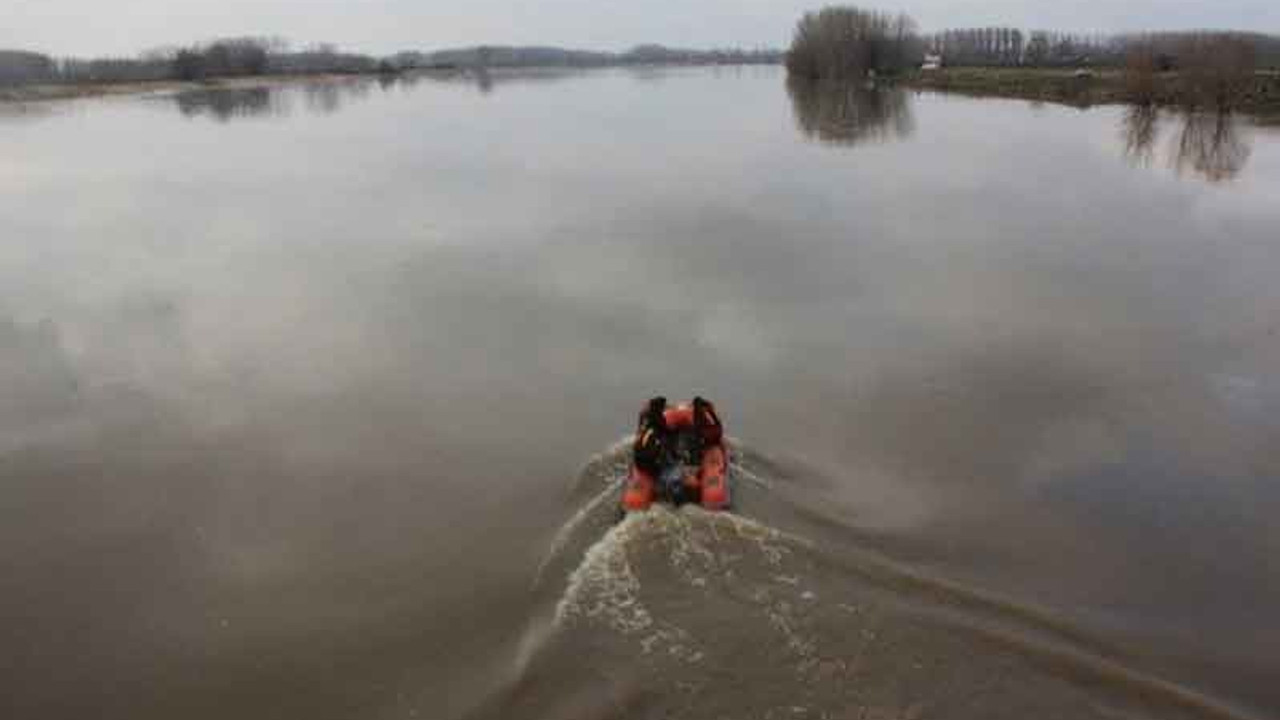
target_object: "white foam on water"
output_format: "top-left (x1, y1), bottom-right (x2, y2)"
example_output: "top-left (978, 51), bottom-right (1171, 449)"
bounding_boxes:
top-left (541, 437), bottom-right (827, 672)
top-left (532, 436), bottom-right (635, 589)
top-left (554, 511), bottom-right (651, 631)
top-left (533, 476), bottom-right (625, 589)
top-left (553, 509), bottom-right (700, 660)
top-left (714, 509), bottom-right (812, 563)
top-left (697, 511), bottom-right (822, 667)
top-left (766, 599), bottom-right (818, 661)
top-left (536, 437), bottom-right (786, 592)
top-left (509, 612), bottom-right (555, 681)
top-left (534, 448), bottom-right (1264, 720)
top-left (551, 501), bottom-right (820, 667)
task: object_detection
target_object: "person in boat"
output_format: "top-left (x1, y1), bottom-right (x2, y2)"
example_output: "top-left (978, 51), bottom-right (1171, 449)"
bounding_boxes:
top-left (632, 396), bottom-right (673, 474)
top-left (625, 396), bottom-right (729, 511)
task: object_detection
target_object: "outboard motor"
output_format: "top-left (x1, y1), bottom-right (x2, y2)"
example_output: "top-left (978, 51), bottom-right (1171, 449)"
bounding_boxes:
top-left (659, 464), bottom-right (687, 506)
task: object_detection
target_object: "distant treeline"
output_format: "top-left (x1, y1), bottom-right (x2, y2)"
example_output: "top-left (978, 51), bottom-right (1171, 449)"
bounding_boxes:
top-left (0, 39), bottom-right (782, 88)
top-left (786, 4), bottom-right (1280, 81)
top-left (396, 45), bottom-right (782, 69)
top-left (925, 27), bottom-right (1280, 70)
top-left (0, 39), bottom-right (389, 86)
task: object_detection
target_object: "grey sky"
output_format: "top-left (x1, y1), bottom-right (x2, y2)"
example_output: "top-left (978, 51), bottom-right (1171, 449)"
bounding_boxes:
top-left (2, 0), bottom-right (1277, 57)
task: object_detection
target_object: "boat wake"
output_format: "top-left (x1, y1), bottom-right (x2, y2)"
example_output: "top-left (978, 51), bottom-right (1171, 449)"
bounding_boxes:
top-left (469, 440), bottom-right (1259, 720)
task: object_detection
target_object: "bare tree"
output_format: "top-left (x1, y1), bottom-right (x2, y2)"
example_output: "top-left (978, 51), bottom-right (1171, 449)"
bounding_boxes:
top-left (787, 6), bottom-right (921, 80)
top-left (1178, 33), bottom-right (1257, 109)
top-left (1124, 38), bottom-right (1160, 103)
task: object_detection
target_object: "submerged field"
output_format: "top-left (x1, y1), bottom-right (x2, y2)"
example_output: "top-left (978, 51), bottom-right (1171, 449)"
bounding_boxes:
top-left (904, 66), bottom-right (1280, 119)
top-left (3, 67), bottom-right (1279, 720)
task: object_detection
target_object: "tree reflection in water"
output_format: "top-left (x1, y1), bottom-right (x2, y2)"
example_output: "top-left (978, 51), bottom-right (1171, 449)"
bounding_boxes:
top-left (172, 79), bottom-right (385, 122)
top-left (175, 87), bottom-right (279, 122)
top-left (786, 76), bottom-right (915, 147)
top-left (1173, 110), bottom-right (1251, 182)
top-left (1122, 105), bottom-right (1252, 182)
top-left (304, 80), bottom-right (373, 114)
top-left (1122, 104), bottom-right (1160, 168)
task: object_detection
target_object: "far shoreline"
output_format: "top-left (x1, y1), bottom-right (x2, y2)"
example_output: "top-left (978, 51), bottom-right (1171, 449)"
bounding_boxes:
top-left (0, 64), bottom-right (761, 105)
top-left (0, 68), bottom-right (465, 105)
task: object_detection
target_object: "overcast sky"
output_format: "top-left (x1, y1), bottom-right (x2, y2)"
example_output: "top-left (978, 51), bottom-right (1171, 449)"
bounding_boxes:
top-left (2, 0), bottom-right (1277, 57)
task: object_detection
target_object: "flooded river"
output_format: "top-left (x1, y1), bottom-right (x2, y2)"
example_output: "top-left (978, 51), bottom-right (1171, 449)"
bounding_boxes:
top-left (2, 67), bottom-right (1278, 720)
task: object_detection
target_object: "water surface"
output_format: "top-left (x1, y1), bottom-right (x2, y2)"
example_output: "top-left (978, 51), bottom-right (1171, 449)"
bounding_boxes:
top-left (2, 67), bottom-right (1278, 720)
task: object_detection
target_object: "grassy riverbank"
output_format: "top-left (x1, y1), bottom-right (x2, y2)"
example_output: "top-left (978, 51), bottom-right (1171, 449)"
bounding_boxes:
top-left (903, 67), bottom-right (1280, 121)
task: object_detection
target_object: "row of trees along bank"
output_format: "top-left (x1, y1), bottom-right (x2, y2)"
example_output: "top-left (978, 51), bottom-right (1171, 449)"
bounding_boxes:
top-left (787, 5), bottom-right (1280, 110)
top-left (2, 40), bottom-right (783, 89)
top-left (0, 39), bottom-right (387, 87)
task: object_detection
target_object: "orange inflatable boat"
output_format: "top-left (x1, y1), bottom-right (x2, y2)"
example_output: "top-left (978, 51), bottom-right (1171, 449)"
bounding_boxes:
top-left (622, 397), bottom-right (731, 513)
